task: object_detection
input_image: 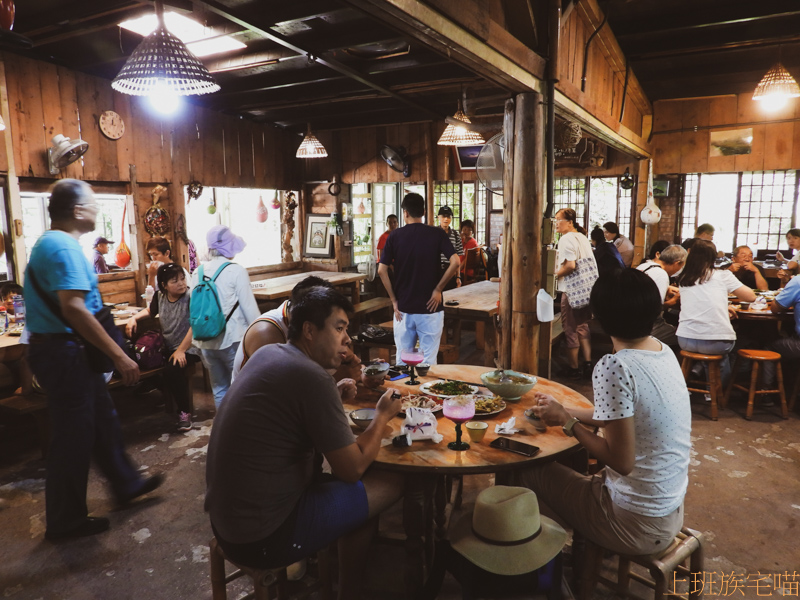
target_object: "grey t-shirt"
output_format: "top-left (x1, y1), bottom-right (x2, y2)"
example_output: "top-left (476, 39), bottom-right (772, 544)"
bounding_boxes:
top-left (149, 291), bottom-right (191, 352)
top-left (205, 343), bottom-right (356, 543)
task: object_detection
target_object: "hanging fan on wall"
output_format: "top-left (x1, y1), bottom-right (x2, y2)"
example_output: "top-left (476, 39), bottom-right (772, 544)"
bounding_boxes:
top-left (476, 133), bottom-right (505, 196)
top-left (357, 255), bottom-right (378, 281)
top-left (379, 145), bottom-right (411, 177)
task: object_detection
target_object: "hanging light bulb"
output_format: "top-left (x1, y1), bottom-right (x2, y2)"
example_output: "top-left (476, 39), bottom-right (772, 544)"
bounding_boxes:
top-left (296, 124), bottom-right (328, 158)
top-left (148, 78), bottom-right (181, 114)
top-left (438, 101), bottom-right (485, 146)
top-left (753, 62), bottom-right (800, 111)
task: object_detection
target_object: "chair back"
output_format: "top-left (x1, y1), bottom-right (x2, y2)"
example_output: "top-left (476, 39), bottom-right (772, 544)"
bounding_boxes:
top-left (462, 247), bottom-right (488, 285)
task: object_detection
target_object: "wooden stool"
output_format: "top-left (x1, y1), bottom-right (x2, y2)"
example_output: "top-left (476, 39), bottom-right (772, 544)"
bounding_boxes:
top-left (726, 349), bottom-right (789, 420)
top-left (209, 537), bottom-right (332, 600)
top-left (579, 527), bottom-right (704, 600)
top-left (680, 351), bottom-right (725, 420)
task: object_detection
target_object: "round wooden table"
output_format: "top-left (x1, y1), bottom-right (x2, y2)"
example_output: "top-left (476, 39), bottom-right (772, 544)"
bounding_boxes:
top-left (344, 364), bottom-right (593, 599)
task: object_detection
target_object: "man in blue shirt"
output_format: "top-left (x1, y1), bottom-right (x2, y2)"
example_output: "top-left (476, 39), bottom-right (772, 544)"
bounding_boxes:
top-left (378, 193), bottom-right (459, 365)
top-left (764, 275), bottom-right (800, 390)
top-left (25, 179), bottom-right (163, 541)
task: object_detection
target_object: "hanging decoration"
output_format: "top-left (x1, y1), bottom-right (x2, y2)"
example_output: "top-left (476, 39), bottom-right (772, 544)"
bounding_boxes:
top-left (640, 161), bottom-right (662, 225)
top-left (186, 180), bottom-right (203, 204)
top-left (115, 202), bottom-right (132, 268)
top-left (356, 199), bottom-right (366, 215)
top-left (555, 119), bottom-right (583, 150)
top-left (144, 184), bottom-right (171, 236)
top-left (270, 191), bottom-right (281, 210)
top-left (207, 194), bottom-right (217, 215)
top-left (282, 191), bottom-right (297, 263)
top-left (175, 214), bottom-right (198, 273)
top-left (256, 196), bottom-right (269, 223)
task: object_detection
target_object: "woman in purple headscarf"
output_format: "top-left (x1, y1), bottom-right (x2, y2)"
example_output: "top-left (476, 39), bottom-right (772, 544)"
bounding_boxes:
top-left (191, 225), bottom-right (260, 408)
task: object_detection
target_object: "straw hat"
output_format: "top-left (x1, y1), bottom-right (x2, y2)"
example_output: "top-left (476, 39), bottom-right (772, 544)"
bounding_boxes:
top-left (450, 486), bottom-right (567, 576)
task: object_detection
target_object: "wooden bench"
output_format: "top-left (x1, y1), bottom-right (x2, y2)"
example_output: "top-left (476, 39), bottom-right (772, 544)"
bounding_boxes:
top-left (0, 367), bottom-right (166, 458)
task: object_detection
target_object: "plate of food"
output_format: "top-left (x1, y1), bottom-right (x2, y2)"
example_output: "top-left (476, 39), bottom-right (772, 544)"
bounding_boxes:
top-left (398, 394), bottom-right (442, 415)
top-left (473, 395), bottom-right (507, 418)
top-left (418, 379), bottom-right (479, 397)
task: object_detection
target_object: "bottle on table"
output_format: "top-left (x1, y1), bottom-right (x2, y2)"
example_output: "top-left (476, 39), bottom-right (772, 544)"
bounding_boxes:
top-left (12, 295), bottom-right (24, 327)
top-left (144, 285), bottom-right (155, 306)
top-left (0, 307), bottom-right (6, 334)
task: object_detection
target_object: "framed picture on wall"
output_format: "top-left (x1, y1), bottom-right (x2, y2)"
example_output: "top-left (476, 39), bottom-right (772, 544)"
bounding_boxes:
top-left (652, 179), bottom-right (670, 197)
top-left (304, 214), bottom-right (334, 258)
top-left (454, 145), bottom-right (482, 171)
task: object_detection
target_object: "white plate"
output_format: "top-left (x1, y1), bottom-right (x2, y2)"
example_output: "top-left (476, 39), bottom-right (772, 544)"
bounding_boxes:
top-left (418, 380), bottom-right (479, 398)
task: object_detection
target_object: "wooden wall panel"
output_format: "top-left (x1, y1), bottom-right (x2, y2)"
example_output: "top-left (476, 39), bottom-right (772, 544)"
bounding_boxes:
top-left (707, 96), bottom-right (738, 172)
top-left (55, 67), bottom-right (84, 181)
top-left (678, 100), bottom-right (709, 174)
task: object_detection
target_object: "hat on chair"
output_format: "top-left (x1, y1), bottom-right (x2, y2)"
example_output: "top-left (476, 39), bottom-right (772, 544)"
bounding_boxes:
top-left (450, 486), bottom-right (567, 576)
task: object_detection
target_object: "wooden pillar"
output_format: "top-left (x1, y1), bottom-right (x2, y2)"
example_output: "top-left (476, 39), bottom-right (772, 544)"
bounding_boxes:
top-left (632, 159), bottom-right (650, 264)
top-left (498, 99), bottom-right (515, 369)
top-left (510, 92), bottom-right (545, 375)
top-left (425, 123), bottom-right (435, 224)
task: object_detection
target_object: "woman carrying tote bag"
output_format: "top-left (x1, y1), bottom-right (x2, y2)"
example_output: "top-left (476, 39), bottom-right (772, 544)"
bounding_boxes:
top-left (555, 208), bottom-right (598, 379)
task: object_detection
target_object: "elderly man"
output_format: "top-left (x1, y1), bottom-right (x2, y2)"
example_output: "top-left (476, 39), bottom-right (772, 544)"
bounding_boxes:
top-left (727, 245), bottom-right (768, 291)
top-left (205, 286), bottom-right (403, 599)
top-left (637, 244), bottom-right (687, 347)
top-left (24, 179), bottom-right (162, 540)
top-left (92, 236), bottom-right (113, 274)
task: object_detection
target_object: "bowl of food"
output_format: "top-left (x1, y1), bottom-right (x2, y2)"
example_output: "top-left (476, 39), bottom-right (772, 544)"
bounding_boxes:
top-left (349, 408), bottom-right (376, 430)
top-left (415, 363), bottom-right (431, 376)
top-left (480, 370), bottom-right (537, 402)
top-left (739, 301), bottom-right (751, 310)
top-left (362, 361), bottom-right (390, 388)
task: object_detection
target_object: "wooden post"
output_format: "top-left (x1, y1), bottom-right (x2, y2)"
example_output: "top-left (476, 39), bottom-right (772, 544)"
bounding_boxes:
top-left (633, 159), bottom-right (650, 264)
top-left (510, 92), bottom-right (545, 375)
top-left (425, 122), bottom-right (435, 224)
top-left (498, 98), bottom-right (515, 369)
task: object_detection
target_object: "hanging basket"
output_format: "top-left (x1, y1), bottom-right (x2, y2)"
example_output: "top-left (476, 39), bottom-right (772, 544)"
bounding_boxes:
top-left (144, 185), bottom-right (171, 236)
top-left (555, 119), bottom-right (583, 150)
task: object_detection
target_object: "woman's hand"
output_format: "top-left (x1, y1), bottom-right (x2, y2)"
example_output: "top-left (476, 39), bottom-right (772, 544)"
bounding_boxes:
top-left (531, 392), bottom-right (570, 426)
top-left (776, 251), bottom-right (785, 262)
top-left (169, 349), bottom-right (187, 367)
top-left (125, 317), bottom-right (138, 338)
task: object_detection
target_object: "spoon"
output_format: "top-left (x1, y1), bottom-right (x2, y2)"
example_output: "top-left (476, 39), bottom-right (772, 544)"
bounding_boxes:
top-left (492, 360), bottom-right (512, 383)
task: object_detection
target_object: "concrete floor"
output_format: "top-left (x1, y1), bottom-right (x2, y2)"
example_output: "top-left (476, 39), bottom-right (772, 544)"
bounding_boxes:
top-left (1, 332), bottom-right (798, 599)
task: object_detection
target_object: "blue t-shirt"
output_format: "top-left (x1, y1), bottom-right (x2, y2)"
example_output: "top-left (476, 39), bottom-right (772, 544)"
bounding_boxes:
top-left (379, 223), bottom-right (456, 314)
top-left (24, 230), bottom-right (104, 334)
top-left (775, 275), bottom-right (800, 336)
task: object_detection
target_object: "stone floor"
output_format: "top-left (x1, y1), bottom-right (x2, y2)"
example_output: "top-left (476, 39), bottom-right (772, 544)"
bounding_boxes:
top-left (0, 330), bottom-right (798, 599)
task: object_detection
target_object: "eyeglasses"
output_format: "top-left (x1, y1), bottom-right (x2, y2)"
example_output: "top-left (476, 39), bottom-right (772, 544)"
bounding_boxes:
top-left (554, 219), bottom-right (567, 223)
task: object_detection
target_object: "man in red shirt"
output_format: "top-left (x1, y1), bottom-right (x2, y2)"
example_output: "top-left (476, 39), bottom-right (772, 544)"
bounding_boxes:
top-left (376, 214), bottom-right (398, 261)
top-left (460, 219), bottom-right (479, 280)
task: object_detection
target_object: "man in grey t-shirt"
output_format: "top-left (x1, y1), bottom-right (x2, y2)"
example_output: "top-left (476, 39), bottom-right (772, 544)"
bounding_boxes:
top-left (205, 286), bottom-right (403, 598)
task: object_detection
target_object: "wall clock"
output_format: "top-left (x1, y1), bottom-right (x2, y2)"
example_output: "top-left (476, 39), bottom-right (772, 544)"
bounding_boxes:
top-left (98, 110), bottom-right (125, 140)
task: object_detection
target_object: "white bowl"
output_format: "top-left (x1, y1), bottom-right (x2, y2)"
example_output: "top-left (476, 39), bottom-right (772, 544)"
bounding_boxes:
top-left (349, 408), bottom-right (376, 430)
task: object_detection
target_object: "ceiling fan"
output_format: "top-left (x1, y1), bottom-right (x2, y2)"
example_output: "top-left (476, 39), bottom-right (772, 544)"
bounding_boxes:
top-left (379, 145), bottom-right (411, 177)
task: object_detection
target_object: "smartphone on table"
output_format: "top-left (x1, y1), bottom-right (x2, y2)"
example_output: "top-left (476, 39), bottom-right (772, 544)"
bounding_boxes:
top-left (387, 369), bottom-right (409, 381)
top-left (489, 437), bottom-right (540, 457)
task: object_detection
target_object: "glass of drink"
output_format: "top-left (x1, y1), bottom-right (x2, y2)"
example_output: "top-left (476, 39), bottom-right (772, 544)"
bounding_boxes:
top-left (443, 396), bottom-right (476, 451)
top-left (400, 348), bottom-right (425, 385)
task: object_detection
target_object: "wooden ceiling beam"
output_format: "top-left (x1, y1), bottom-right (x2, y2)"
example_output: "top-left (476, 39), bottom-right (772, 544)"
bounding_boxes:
top-left (194, 0), bottom-right (444, 121)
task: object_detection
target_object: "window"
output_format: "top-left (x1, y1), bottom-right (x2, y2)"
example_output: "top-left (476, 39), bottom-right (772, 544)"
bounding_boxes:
top-left (20, 192), bottom-right (131, 268)
top-left (554, 177), bottom-right (586, 227)
top-left (680, 174), bottom-right (700, 242)
top-left (736, 171), bottom-right (797, 251)
top-left (184, 187), bottom-right (295, 268)
top-left (433, 181), bottom-right (462, 229)
top-left (352, 183), bottom-right (373, 265)
top-left (617, 183), bottom-right (633, 237)
top-left (474, 185), bottom-right (488, 246)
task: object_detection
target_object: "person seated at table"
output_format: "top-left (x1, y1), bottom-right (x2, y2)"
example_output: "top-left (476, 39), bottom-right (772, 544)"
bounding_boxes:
top-left (637, 244), bottom-right (686, 348)
top-left (0, 282), bottom-right (22, 322)
top-left (459, 219), bottom-right (480, 280)
top-left (375, 214), bottom-right (398, 262)
top-left (522, 268), bottom-right (691, 557)
top-left (681, 223), bottom-right (721, 256)
top-left (646, 240), bottom-right (670, 262)
top-left (776, 228), bottom-right (800, 286)
top-left (602, 222), bottom-right (634, 267)
top-left (145, 236), bottom-right (189, 289)
top-left (205, 286), bottom-right (404, 599)
top-left (676, 239), bottom-right (756, 388)
top-left (725, 245), bottom-right (768, 291)
top-left (92, 236), bottom-right (115, 274)
top-left (762, 271), bottom-right (800, 394)
top-left (0, 283), bottom-right (34, 395)
top-left (590, 226), bottom-right (625, 277)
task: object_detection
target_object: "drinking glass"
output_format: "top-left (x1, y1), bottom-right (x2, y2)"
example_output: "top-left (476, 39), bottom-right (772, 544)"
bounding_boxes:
top-left (400, 348), bottom-right (425, 385)
top-left (443, 396), bottom-right (476, 451)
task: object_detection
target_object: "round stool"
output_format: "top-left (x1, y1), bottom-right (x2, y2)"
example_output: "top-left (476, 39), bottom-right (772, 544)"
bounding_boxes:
top-left (726, 349), bottom-right (788, 420)
top-left (680, 351), bottom-right (725, 420)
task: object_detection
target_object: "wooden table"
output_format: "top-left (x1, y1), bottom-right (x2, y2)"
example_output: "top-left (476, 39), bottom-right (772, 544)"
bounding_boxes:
top-left (250, 270), bottom-right (365, 304)
top-left (442, 280), bottom-right (499, 366)
top-left (344, 363), bottom-right (593, 598)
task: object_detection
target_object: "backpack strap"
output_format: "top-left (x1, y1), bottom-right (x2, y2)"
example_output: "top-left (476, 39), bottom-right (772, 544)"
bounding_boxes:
top-left (642, 263), bottom-right (662, 273)
top-left (206, 261), bottom-right (239, 323)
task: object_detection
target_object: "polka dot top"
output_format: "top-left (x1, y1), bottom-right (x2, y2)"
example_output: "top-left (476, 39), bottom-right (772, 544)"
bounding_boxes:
top-left (592, 342), bottom-right (692, 517)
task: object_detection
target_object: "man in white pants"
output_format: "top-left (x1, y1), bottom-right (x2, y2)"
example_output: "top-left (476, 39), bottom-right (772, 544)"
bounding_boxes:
top-left (378, 193), bottom-right (460, 365)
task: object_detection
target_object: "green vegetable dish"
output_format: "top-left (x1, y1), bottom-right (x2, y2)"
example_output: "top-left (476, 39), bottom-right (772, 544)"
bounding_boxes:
top-left (429, 381), bottom-right (474, 395)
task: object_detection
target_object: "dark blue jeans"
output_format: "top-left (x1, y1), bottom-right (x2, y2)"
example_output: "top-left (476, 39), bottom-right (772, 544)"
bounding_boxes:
top-left (28, 337), bottom-right (144, 534)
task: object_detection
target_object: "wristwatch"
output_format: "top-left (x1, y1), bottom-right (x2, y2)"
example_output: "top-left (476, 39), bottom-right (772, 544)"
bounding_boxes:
top-left (562, 416), bottom-right (580, 437)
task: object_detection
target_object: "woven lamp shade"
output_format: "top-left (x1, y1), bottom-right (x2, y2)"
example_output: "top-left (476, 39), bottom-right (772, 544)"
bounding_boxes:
top-left (753, 63), bottom-right (800, 101)
top-left (296, 132), bottom-right (328, 158)
top-left (437, 109), bottom-right (486, 146)
top-left (112, 26), bottom-right (220, 96)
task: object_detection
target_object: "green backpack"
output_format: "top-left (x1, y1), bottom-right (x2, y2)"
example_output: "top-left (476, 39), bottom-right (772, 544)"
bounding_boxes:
top-left (189, 262), bottom-right (239, 341)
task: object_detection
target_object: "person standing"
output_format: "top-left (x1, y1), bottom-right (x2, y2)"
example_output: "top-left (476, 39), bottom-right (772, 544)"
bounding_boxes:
top-left (192, 225), bottom-right (260, 408)
top-left (24, 179), bottom-right (163, 541)
top-left (555, 208), bottom-right (596, 379)
top-left (437, 205), bottom-right (463, 289)
top-left (590, 226), bottom-right (625, 277)
top-left (378, 193), bottom-right (459, 366)
top-left (376, 214), bottom-right (398, 261)
top-left (92, 236), bottom-right (114, 274)
top-left (602, 221), bottom-right (634, 267)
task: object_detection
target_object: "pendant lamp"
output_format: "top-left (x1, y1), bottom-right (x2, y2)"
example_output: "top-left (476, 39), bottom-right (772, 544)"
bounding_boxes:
top-left (296, 125), bottom-right (328, 158)
top-left (112, 0), bottom-right (219, 98)
top-left (753, 62), bottom-right (800, 110)
top-left (437, 102), bottom-right (485, 146)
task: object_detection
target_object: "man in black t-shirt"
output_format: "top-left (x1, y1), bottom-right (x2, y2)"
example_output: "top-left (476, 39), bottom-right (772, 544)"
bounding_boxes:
top-left (378, 193), bottom-right (459, 365)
